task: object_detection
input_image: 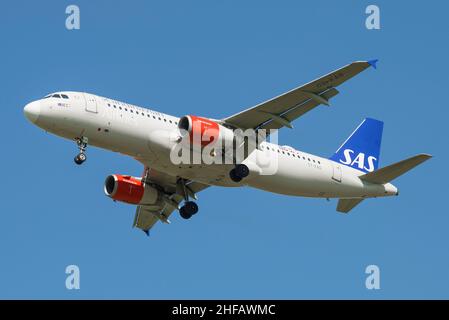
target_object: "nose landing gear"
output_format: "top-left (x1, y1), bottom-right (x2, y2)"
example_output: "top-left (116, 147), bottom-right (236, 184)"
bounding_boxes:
top-left (74, 137), bottom-right (88, 165)
top-left (74, 153), bottom-right (86, 165)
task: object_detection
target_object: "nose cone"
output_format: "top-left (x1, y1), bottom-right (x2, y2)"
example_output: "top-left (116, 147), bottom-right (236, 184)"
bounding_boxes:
top-left (24, 100), bottom-right (41, 124)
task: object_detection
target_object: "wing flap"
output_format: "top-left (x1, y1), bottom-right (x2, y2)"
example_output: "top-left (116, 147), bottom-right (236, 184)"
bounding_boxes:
top-left (259, 88), bottom-right (339, 130)
top-left (133, 204), bottom-right (177, 235)
top-left (133, 206), bottom-right (160, 235)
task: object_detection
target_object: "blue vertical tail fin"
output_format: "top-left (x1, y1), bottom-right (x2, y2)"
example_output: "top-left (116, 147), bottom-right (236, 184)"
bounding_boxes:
top-left (329, 118), bottom-right (383, 173)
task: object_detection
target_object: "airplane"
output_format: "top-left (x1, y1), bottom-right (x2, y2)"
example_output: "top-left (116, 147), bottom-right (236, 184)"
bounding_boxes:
top-left (23, 60), bottom-right (431, 235)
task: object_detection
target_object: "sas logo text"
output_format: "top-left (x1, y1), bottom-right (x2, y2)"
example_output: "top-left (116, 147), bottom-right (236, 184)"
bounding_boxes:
top-left (340, 149), bottom-right (377, 172)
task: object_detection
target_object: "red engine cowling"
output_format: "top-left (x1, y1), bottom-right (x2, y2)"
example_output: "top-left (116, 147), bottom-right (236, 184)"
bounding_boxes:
top-left (104, 174), bottom-right (159, 205)
top-left (178, 115), bottom-right (234, 147)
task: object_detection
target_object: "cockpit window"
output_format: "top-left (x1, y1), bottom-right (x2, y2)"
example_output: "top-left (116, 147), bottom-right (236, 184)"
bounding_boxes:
top-left (43, 93), bottom-right (69, 99)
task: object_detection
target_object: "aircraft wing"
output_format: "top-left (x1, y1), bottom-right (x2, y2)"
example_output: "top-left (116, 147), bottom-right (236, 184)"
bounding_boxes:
top-left (132, 166), bottom-right (210, 235)
top-left (222, 60), bottom-right (377, 130)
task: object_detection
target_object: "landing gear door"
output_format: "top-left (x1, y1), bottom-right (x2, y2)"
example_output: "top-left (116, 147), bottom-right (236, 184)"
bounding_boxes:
top-left (83, 93), bottom-right (97, 113)
top-left (332, 163), bottom-right (342, 182)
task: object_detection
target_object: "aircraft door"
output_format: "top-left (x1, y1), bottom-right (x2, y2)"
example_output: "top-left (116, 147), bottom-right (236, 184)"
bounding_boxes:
top-left (83, 93), bottom-right (98, 113)
top-left (332, 163), bottom-right (342, 182)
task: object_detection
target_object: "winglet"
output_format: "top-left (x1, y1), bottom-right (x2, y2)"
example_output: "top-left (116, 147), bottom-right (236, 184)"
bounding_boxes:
top-left (367, 59), bottom-right (378, 69)
top-left (143, 229), bottom-right (150, 237)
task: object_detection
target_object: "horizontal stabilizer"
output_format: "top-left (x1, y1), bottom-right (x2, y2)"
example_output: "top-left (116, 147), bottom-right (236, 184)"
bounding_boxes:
top-left (337, 198), bottom-right (364, 213)
top-left (359, 154), bottom-right (432, 184)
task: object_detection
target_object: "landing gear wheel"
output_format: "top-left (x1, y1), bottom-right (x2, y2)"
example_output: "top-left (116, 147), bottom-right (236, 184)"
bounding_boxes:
top-left (74, 153), bottom-right (86, 165)
top-left (230, 164), bottom-right (249, 182)
top-left (229, 169), bottom-right (242, 182)
top-left (179, 206), bottom-right (192, 220)
top-left (74, 137), bottom-right (88, 165)
top-left (184, 201), bottom-right (199, 215)
top-left (179, 201), bottom-right (198, 219)
top-left (235, 164), bottom-right (249, 178)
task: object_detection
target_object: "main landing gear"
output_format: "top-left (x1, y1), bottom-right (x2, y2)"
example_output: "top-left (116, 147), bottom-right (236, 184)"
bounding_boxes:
top-left (74, 137), bottom-right (88, 165)
top-left (177, 178), bottom-right (199, 220)
top-left (229, 164), bottom-right (249, 182)
top-left (179, 201), bottom-right (198, 220)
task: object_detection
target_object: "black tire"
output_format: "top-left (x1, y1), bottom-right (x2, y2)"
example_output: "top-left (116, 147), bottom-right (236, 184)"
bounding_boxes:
top-left (229, 168), bottom-right (242, 182)
top-left (235, 164), bottom-right (249, 178)
top-left (184, 201), bottom-right (199, 215)
top-left (78, 153), bottom-right (86, 162)
top-left (179, 206), bottom-right (192, 219)
top-left (74, 155), bottom-right (83, 165)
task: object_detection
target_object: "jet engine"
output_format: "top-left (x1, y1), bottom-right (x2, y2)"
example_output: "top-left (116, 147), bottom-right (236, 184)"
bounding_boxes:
top-left (178, 115), bottom-right (235, 147)
top-left (104, 174), bottom-right (160, 205)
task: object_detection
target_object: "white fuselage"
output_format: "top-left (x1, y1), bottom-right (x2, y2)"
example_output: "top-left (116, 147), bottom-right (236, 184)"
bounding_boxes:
top-left (24, 92), bottom-right (398, 199)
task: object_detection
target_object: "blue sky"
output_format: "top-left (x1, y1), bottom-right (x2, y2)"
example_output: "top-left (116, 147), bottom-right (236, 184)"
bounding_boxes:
top-left (0, 0), bottom-right (448, 299)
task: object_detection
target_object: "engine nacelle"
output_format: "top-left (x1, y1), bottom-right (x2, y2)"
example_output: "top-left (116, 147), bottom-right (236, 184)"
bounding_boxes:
top-left (104, 174), bottom-right (159, 205)
top-left (178, 115), bottom-right (235, 147)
